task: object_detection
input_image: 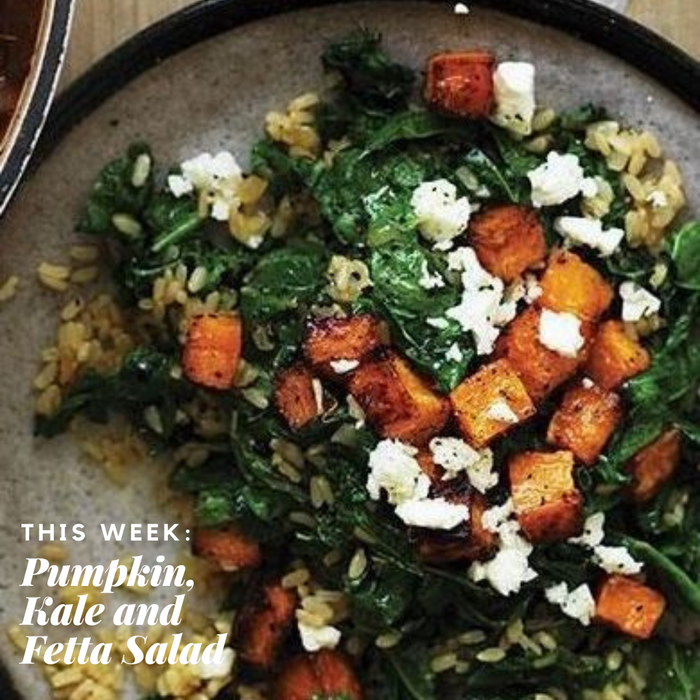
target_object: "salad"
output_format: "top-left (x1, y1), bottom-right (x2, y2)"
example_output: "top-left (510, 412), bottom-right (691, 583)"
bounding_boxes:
top-left (33, 30), bottom-right (700, 700)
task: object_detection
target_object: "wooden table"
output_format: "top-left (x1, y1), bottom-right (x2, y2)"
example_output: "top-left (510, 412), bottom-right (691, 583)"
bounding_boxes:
top-left (62, 0), bottom-right (699, 86)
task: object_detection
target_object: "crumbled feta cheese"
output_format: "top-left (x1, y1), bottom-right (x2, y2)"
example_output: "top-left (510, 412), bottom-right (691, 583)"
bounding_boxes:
top-left (429, 437), bottom-right (496, 491)
top-left (168, 151), bottom-right (243, 222)
top-left (545, 582), bottom-right (596, 626)
top-left (196, 647), bottom-right (235, 680)
top-left (527, 152), bottom-right (595, 208)
top-left (330, 359), bottom-right (359, 374)
top-left (445, 247), bottom-right (514, 355)
top-left (492, 62), bottom-right (536, 136)
top-left (568, 513), bottom-right (643, 575)
top-left (569, 512), bottom-right (606, 547)
top-left (469, 546), bottom-right (537, 596)
top-left (427, 317), bottom-right (450, 330)
top-left (581, 377), bottom-right (595, 390)
top-left (419, 260), bottom-right (445, 289)
top-left (554, 216), bottom-right (625, 257)
top-left (454, 2), bottom-right (469, 13)
top-left (593, 545), bottom-right (643, 575)
top-left (445, 342), bottom-right (464, 363)
top-left (411, 180), bottom-right (471, 243)
top-left (298, 621), bottom-right (342, 652)
top-left (366, 440), bottom-right (430, 506)
top-left (485, 399), bottom-right (519, 424)
top-left (538, 309), bottom-right (585, 358)
top-left (619, 282), bottom-right (661, 322)
top-left (470, 499), bottom-right (538, 595)
top-left (395, 497), bottom-right (469, 530)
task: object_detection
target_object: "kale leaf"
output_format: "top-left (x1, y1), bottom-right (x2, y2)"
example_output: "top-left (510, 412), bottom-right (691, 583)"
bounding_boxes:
top-left (643, 641), bottom-right (700, 700)
top-left (322, 30), bottom-right (415, 110)
top-left (671, 221), bottom-right (700, 290)
top-left (35, 348), bottom-right (190, 440)
top-left (368, 240), bottom-right (474, 391)
top-left (78, 143), bottom-right (154, 235)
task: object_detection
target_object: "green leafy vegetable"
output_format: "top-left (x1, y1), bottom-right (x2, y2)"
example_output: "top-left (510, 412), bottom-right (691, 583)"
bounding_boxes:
top-left (671, 221), bottom-right (700, 290)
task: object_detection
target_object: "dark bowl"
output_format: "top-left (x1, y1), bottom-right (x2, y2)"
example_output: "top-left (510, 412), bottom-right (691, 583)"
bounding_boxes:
top-left (0, 0), bottom-right (73, 216)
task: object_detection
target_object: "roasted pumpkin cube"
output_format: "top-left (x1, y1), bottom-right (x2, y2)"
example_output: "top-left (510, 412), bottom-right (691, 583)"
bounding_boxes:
top-left (495, 307), bottom-right (593, 403)
top-left (415, 492), bottom-right (497, 564)
top-left (275, 650), bottom-right (363, 700)
top-left (275, 364), bottom-right (321, 430)
top-left (627, 429), bottom-right (682, 503)
top-left (236, 582), bottom-right (298, 670)
top-left (595, 575), bottom-right (666, 640)
top-left (539, 250), bottom-right (613, 321)
top-left (547, 382), bottom-right (622, 465)
top-left (509, 450), bottom-right (583, 542)
top-left (424, 50), bottom-right (495, 118)
top-left (450, 359), bottom-right (536, 448)
top-left (348, 350), bottom-right (450, 444)
top-left (585, 320), bottom-right (651, 390)
top-left (304, 314), bottom-right (385, 378)
top-left (182, 313), bottom-right (242, 389)
top-left (470, 205), bottom-right (547, 282)
top-left (192, 526), bottom-right (262, 572)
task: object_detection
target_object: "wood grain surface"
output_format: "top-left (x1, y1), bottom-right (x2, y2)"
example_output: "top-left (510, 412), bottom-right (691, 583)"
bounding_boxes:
top-left (62, 0), bottom-right (699, 86)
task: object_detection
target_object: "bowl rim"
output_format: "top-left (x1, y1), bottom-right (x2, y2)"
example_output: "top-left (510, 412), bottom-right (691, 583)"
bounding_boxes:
top-left (0, 0), bottom-right (73, 217)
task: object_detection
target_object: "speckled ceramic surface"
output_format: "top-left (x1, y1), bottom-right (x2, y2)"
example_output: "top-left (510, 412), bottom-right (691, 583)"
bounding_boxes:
top-left (0, 2), bottom-right (697, 696)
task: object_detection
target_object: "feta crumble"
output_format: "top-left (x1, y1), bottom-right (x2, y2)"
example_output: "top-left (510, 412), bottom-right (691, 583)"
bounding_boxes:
top-left (445, 247), bottom-right (515, 355)
top-left (554, 216), bottom-right (625, 257)
top-left (492, 62), bottom-right (536, 136)
top-left (469, 499), bottom-right (538, 596)
top-left (527, 152), bottom-right (595, 208)
top-left (485, 399), bottom-right (519, 424)
top-left (454, 2), bottom-right (470, 13)
top-left (330, 359), bottom-right (360, 374)
top-left (298, 621), bottom-right (342, 652)
top-left (367, 440), bottom-right (430, 506)
top-left (538, 309), bottom-right (585, 358)
top-left (411, 180), bottom-right (471, 244)
top-left (395, 497), bottom-right (469, 530)
top-left (168, 151), bottom-right (243, 222)
top-left (419, 260), bottom-right (446, 289)
top-left (429, 437), bottom-right (496, 491)
top-left (593, 545), bottom-right (643, 575)
top-left (545, 582), bottom-right (596, 626)
top-left (619, 281), bottom-right (661, 322)
top-left (524, 273), bottom-right (543, 303)
top-left (568, 513), bottom-right (643, 575)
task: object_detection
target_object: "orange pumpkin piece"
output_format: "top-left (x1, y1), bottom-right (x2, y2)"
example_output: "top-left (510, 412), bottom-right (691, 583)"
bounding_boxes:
top-left (450, 359), bottom-right (536, 448)
top-left (182, 313), bottom-right (242, 389)
top-left (236, 583), bottom-right (298, 670)
top-left (547, 382), bottom-right (622, 465)
top-left (495, 307), bottom-right (593, 403)
top-left (470, 205), bottom-right (547, 282)
top-left (192, 526), bottom-right (262, 572)
top-left (627, 429), bottom-right (682, 503)
top-left (585, 320), bottom-right (651, 390)
top-left (275, 364), bottom-right (321, 430)
top-left (348, 350), bottom-right (450, 445)
top-left (304, 314), bottom-right (385, 378)
top-left (424, 50), bottom-right (495, 118)
top-left (509, 450), bottom-right (583, 542)
top-left (274, 650), bottom-right (363, 700)
top-left (538, 250), bottom-right (614, 321)
top-left (595, 575), bottom-right (666, 640)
